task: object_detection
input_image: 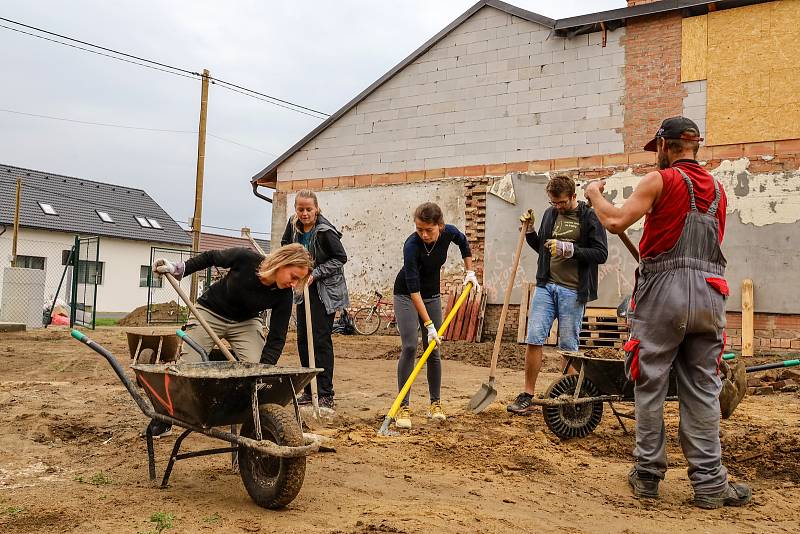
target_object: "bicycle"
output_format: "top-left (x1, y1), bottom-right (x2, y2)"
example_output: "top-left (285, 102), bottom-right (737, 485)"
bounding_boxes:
top-left (352, 291), bottom-right (400, 335)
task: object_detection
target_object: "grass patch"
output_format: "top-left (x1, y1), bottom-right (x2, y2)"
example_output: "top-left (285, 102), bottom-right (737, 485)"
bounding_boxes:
top-left (138, 512), bottom-right (174, 534)
top-left (203, 512), bottom-right (221, 524)
top-left (1, 506), bottom-right (26, 516)
top-left (94, 318), bottom-right (119, 327)
top-left (74, 471), bottom-right (111, 485)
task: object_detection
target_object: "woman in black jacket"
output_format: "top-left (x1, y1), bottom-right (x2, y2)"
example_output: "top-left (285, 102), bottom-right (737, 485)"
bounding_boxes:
top-left (281, 190), bottom-right (349, 410)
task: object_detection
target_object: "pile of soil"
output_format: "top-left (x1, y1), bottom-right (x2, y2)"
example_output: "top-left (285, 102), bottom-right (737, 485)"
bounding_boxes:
top-left (372, 339), bottom-right (527, 370)
top-left (117, 301), bottom-right (184, 327)
top-left (584, 347), bottom-right (625, 360)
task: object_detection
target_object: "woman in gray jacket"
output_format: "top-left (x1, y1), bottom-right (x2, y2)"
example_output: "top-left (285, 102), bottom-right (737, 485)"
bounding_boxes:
top-left (281, 190), bottom-right (349, 409)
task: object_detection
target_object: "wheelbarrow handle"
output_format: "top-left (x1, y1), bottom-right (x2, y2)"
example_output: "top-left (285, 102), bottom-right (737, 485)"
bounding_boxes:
top-left (745, 359), bottom-right (800, 373)
top-left (176, 330), bottom-right (210, 362)
top-left (70, 329), bottom-right (156, 419)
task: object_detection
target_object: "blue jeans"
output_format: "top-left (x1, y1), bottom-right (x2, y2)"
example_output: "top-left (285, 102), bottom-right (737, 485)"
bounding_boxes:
top-left (526, 283), bottom-right (585, 351)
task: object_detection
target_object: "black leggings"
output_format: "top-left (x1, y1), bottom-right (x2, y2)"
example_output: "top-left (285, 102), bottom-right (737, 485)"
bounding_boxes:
top-left (296, 284), bottom-right (335, 397)
top-left (394, 294), bottom-right (442, 407)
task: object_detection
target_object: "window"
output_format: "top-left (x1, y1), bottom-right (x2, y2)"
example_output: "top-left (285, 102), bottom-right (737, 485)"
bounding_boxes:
top-left (97, 210), bottom-right (114, 223)
top-left (15, 255), bottom-right (45, 269)
top-left (39, 202), bottom-right (57, 215)
top-left (139, 265), bottom-right (162, 288)
top-left (76, 260), bottom-right (104, 285)
top-left (135, 216), bottom-right (151, 228)
top-left (146, 218), bottom-right (162, 229)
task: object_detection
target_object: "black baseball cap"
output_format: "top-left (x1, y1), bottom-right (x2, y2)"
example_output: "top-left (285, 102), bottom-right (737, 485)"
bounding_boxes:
top-left (643, 116), bottom-right (703, 152)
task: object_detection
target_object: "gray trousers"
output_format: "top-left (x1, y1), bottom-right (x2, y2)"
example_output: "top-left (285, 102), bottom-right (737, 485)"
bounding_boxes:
top-left (394, 294), bottom-right (442, 407)
top-left (180, 305), bottom-right (265, 363)
top-left (627, 267), bottom-right (728, 494)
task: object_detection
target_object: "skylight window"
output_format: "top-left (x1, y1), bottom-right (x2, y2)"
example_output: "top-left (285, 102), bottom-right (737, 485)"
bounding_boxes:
top-left (97, 210), bottom-right (114, 223)
top-left (39, 202), bottom-right (57, 215)
top-left (135, 216), bottom-right (152, 228)
top-left (146, 218), bottom-right (162, 229)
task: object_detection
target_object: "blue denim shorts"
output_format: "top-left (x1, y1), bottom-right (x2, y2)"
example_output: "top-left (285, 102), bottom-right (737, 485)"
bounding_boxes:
top-left (526, 283), bottom-right (585, 351)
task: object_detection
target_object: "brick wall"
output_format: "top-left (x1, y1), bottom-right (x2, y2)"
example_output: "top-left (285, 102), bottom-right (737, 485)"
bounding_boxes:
top-left (623, 12), bottom-right (686, 152)
top-left (725, 312), bottom-right (800, 353)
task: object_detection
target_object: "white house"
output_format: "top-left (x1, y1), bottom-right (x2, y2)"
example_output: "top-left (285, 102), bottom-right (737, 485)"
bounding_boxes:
top-left (0, 163), bottom-right (192, 316)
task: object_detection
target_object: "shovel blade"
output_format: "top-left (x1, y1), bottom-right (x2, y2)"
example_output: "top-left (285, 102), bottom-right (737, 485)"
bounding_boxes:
top-left (467, 382), bottom-right (497, 413)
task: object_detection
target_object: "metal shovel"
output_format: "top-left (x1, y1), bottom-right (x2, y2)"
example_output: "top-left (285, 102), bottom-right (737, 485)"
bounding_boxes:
top-left (468, 219), bottom-right (528, 413)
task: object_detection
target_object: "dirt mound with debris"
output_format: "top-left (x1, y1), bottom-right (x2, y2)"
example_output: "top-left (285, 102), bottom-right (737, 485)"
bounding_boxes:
top-left (584, 347), bottom-right (625, 360)
top-left (370, 339), bottom-right (528, 370)
top-left (117, 301), bottom-right (185, 327)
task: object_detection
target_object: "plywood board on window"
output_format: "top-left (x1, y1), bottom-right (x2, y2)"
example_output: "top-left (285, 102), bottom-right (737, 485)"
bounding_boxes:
top-left (681, 15), bottom-right (707, 82)
top-left (705, 0), bottom-right (800, 145)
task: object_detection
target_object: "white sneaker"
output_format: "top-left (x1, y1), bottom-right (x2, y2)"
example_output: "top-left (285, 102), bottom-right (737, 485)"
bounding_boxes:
top-left (395, 406), bottom-right (412, 429)
top-left (428, 401), bottom-right (446, 421)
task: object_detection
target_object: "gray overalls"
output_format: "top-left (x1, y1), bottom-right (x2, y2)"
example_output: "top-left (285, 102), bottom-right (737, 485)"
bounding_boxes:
top-left (625, 168), bottom-right (729, 494)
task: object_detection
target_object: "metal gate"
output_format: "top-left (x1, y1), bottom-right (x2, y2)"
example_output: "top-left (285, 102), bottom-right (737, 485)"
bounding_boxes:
top-left (146, 247), bottom-right (212, 324)
top-left (70, 235), bottom-right (100, 329)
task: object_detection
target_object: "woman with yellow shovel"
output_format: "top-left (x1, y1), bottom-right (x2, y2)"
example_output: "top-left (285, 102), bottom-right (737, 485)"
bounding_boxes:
top-left (391, 202), bottom-right (478, 429)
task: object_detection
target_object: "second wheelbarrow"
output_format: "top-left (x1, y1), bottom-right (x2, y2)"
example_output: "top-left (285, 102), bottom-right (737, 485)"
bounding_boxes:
top-left (71, 329), bottom-right (323, 509)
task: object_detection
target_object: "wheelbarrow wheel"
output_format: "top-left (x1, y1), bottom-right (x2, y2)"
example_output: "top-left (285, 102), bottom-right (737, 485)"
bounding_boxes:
top-left (542, 374), bottom-right (604, 440)
top-left (238, 403), bottom-right (306, 509)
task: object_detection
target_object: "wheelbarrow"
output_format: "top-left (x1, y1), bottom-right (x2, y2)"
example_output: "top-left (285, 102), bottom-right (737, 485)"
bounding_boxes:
top-left (70, 329), bottom-right (324, 509)
top-left (528, 352), bottom-right (678, 440)
top-left (533, 351), bottom-right (800, 440)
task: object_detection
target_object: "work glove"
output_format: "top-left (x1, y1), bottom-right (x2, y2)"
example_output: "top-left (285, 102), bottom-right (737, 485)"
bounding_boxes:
top-left (152, 258), bottom-right (185, 280)
top-left (545, 239), bottom-right (574, 258)
top-left (463, 270), bottom-right (480, 292)
top-left (519, 209), bottom-right (535, 233)
top-left (424, 320), bottom-right (442, 347)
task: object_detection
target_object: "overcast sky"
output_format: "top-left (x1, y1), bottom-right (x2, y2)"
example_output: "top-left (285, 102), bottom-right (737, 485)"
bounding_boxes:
top-left (0, 1), bottom-right (624, 240)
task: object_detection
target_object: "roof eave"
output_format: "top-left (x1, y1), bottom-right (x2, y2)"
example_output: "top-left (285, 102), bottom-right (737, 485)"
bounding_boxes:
top-left (250, 0), bottom-right (555, 186)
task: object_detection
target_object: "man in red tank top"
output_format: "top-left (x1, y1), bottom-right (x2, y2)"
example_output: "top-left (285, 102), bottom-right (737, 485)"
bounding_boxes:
top-left (584, 117), bottom-right (751, 509)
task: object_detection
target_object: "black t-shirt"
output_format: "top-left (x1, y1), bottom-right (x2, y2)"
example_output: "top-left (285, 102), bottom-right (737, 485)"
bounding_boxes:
top-left (393, 224), bottom-right (471, 299)
top-left (183, 247), bottom-right (292, 363)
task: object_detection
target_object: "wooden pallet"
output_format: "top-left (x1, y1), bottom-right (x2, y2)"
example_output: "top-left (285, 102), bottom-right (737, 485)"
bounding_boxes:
top-left (442, 286), bottom-right (486, 342)
top-left (516, 286), bottom-right (628, 348)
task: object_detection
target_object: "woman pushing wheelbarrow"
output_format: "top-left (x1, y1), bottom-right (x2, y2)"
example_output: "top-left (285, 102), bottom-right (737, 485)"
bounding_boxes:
top-left (147, 243), bottom-right (313, 437)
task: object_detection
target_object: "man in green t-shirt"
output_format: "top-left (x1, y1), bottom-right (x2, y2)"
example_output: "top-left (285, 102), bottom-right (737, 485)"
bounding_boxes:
top-left (508, 175), bottom-right (608, 415)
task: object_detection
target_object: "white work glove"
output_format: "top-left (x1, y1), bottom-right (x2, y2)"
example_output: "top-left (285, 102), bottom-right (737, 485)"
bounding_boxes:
top-left (152, 258), bottom-right (185, 280)
top-left (463, 270), bottom-right (480, 291)
top-left (424, 320), bottom-right (442, 347)
top-left (545, 239), bottom-right (574, 259)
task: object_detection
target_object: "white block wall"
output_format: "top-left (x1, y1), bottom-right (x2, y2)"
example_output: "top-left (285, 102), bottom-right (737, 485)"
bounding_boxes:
top-left (682, 80), bottom-right (707, 139)
top-left (278, 6), bottom-right (626, 181)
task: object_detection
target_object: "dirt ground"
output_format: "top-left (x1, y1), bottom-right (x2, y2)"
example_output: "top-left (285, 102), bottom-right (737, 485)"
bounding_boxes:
top-left (1, 328), bottom-right (799, 533)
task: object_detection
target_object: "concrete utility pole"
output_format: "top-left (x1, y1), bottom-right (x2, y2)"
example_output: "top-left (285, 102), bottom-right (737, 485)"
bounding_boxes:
top-left (190, 69), bottom-right (210, 302)
top-left (11, 177), bottom-right (21, 267)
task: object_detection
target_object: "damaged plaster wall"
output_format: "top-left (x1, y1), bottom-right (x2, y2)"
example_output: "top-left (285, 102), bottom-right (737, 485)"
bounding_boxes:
top-left (272, 182), bottom-right (467, 302)
top-left (599, 158), bottom-right (800, 313)
top-left (484, 171), bottom-right (637, 308)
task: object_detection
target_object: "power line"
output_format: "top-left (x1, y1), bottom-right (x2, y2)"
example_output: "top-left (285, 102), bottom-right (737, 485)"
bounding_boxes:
top-left (0, 23), bottom-right (199, 81)
top-left (177, 221), bottom-right (271, 236)
top-left (211, 83), bottom-right (329, 119)
top-left (1, 107), bottom-right (279, 156)
top-left (0, 17), bottom-right (330, 118)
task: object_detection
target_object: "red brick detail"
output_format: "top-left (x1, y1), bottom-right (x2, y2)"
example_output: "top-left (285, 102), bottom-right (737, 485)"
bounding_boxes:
top-left (354, 174), bottom-right (371, 187)
top-left (623, 12), bottom-right (685, 152)
top-left (742, 142), bottom-right (776, 158)
top-left (424, 168), bottom-right (445, 179)
top-left (579, 155), bottom-right (604, 168)
top-left (711, 144), bottom-right (744, 160)
top-left (371, 174), bottom-right (391, 185)
top-left (338, 176), bottom-right (355, 188)
top-left (275, 181), bottom-right (292, 192)
top-left (507, 161), bottom-right (529, 172)
top-left (464, 165), bottom-right (487, 176)
top-left (775, 139), bottom-right (800, 154)
top-left (446, 167), bottom-right (466, 177)
top-left (528, 160), bottom-right (552, 172)
top-left (602, 153), bottom-right (628, 166)
top-left (306, 178), bottom-right (324, 190)
top-left (322, 178), bottom-right (339, 189)
top-left (406, 170), bottom-right (425, 182)
top-left (486, 163), bottom-right (507, 175)
top-left (552, 157), bottom-right (579, 170)
top-left (291, 180), bottom-right (308, 191)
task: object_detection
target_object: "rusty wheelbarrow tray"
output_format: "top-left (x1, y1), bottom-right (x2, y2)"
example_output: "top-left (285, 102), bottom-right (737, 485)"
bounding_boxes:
top-left (70, 329), bottom-right (323, 509)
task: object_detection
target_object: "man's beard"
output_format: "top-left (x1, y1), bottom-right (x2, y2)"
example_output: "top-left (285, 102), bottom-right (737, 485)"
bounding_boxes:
top-left (658, 149), bottom-right (671, 169)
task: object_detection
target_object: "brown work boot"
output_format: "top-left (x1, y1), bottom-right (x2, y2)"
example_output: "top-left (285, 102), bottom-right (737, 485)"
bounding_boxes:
top-left (694, 483), bottom-right (752, 509)
top-left (628, 468), bottom-right (660, 499)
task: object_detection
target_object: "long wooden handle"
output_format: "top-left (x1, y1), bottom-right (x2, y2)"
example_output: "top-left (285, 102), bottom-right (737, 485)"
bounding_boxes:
top-left (617, 231), bottom-right (640, 262)
top-left (165, 273), bottom-right (237, 362)
top-left (303, 284), bottom-right (320, 416)
top-left (488, 222), bottom-right (527, 380)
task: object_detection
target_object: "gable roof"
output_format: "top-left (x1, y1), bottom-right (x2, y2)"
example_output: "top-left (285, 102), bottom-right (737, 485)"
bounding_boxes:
top-left (193, 231), bottom-right (271, 255)
top-left (250, 0), bottom-right (767, 186)
top-left (0, 163), bottom-right (191, 246)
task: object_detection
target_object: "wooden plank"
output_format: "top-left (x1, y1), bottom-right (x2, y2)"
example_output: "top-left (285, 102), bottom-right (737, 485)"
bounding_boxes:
top-left (517, 283), bottom-right (532, 343)
top-left (742, 279), bottom-right (754, 357)
top-left (451, 287), bottom-right (469, 340)
top-left (583, 308), bottom-right (619, 318)
top-left (475, 291), bottom-right (488, 343)
top-left (465, 290), bottom-right (482, 342)
top-left (457, 291), bottom-right (474, 340)
top-left (546, 319), bottom-right (558, 346)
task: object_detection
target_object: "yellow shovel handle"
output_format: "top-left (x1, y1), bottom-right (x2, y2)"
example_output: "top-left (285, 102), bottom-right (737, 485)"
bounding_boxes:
top-left (385, 283), bottom-right (473, 420)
